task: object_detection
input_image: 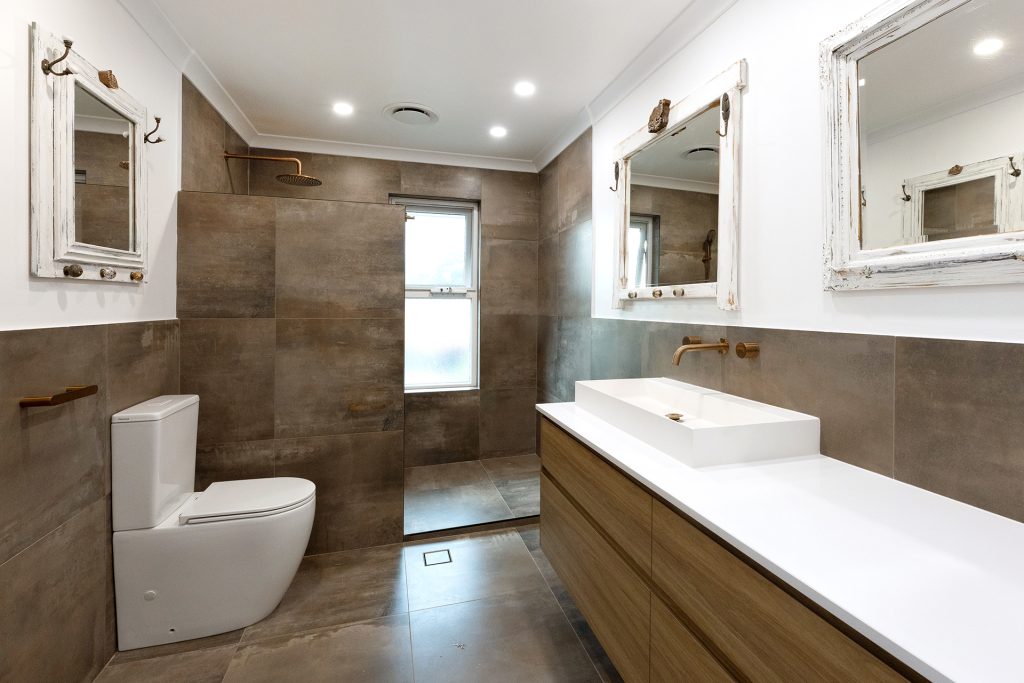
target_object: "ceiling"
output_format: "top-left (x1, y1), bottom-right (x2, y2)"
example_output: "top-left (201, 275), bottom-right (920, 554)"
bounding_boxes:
top-left (146, 0), bottom-right (708, 168)
top-left (859, 0), bottom-right (1024, 137)
top-left (630, 103), bottom-right (720, 187)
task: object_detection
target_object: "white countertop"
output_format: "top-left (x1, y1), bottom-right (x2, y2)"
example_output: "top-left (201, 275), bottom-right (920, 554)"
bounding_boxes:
top-left (538, 402), bottom-right (1024, 683)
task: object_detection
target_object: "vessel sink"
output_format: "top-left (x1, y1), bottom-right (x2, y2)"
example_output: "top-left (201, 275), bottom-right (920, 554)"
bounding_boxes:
top-left (574, 378), bottom-right (820, 467)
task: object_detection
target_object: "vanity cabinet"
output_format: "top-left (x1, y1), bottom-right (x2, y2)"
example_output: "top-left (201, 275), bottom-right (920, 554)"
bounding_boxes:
top-left (539, 417), bottom-right (912, 683)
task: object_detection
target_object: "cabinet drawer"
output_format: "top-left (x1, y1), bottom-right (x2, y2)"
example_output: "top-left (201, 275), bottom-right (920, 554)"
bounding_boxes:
top-left (651, 597), bottom-right (733, 683)
top-left (541, 473), bottom-right (650, 683)
top-left (652, 501), bottom-right (906, 682)
top-left (540, 418), bottom-right (652, 575)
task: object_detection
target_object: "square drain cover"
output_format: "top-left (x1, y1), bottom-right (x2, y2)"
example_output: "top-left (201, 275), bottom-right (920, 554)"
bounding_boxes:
top-left (423, 549), bottom-right (452, 566)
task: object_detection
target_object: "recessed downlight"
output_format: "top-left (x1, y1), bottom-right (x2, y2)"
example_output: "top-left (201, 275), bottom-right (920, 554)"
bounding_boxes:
top-left (489, 125), bottom-right (507, 138)
top-left (332, 101), bottom-right (354, 116)
top-left (513, 81), bottom-right (536, 97)
top-left (973, 37), bottom-right (1004, 56)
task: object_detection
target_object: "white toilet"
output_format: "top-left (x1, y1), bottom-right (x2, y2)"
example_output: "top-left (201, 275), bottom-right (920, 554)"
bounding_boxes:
top-left (111, 395), bottom-right (315, 651)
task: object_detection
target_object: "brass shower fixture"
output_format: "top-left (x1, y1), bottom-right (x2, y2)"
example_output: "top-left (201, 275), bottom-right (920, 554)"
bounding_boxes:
top-left (223, 151), bottom-right (323, 187)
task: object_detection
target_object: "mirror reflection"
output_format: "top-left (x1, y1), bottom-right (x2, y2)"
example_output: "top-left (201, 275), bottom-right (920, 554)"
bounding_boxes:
top-left (626, 102), bottom-right (720, 288)
top-left (858, 0), bottom-right (1024, 250)
top-left (73, 83), bottom-right (132, 251)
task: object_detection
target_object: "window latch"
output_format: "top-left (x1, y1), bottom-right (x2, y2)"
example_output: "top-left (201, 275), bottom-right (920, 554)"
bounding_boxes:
top-left (430, 286), bottom-right (467, 295)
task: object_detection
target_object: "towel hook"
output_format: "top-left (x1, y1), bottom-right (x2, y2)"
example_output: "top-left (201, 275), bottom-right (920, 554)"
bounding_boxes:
top-left (715, 92), bottom-right (731, 138)
top-left (41, 38), bottom-right (74, 76)
top-left (609, 161), bottom-right (619, 192)
top-left (1010, 156), bottom-right (1021, 178)
top-left (144, 116), bottom-right (165, 144)
top-left (860, 189), bottom-right (867, 207)
top-left (901, 184), bottom-right (911, 202)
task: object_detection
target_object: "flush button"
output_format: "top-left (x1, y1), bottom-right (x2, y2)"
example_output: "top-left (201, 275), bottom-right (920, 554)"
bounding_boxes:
top-left (143, 590), bottom-right (157, 602)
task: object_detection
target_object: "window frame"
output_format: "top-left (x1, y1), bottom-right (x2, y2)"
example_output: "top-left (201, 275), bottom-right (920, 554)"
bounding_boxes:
top-left (392, 196), bottom-right (480, 392)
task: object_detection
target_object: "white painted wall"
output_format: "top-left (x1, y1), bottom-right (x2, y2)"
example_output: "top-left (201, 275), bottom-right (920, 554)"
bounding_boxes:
top-left (861, 91), bottom-right (1024, 249)
top-left (592, 0), bottom-right (1024, 343)
top-left (0, 0), bottom-right (180, 330)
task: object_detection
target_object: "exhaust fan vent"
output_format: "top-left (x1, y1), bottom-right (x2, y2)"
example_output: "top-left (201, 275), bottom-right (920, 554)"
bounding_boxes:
top-left (383, 103), bottom-right (439, 125)
top-left (684, 146), bottom-right (719, 162)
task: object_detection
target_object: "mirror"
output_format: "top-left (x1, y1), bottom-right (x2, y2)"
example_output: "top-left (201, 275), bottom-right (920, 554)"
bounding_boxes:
top-left (822, 0), bottom-right (1024, 290)
top-left (73, 83), bottom-right (133, 251)
top-left (626, 103), bottom-right (720, 288)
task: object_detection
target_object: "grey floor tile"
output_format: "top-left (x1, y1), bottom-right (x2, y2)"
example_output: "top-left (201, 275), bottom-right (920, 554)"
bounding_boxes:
top-left (241, 543), bottom-right (408, 643)
top-left (404, 461), bottom-right (514, 534)
top-left (224, 615), bottom-right (414, 683)
top-left (95, 644), bottom-right (238, 683)
top-left (481, 453), bottom-right (541, 516)
top-left (404, 529), bottom-right (547, 611)
top-left (107, 630), bottom-right (243, 665)
top-left (409, 587), bottom-right (600, 683)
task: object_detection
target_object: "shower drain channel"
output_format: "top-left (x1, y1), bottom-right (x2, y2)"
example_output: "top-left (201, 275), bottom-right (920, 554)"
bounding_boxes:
top-left (423, 549), bottom-right (452, 566)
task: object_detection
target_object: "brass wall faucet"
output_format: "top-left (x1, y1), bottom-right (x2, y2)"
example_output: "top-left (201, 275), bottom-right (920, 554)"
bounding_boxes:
top-left (671, 336), bottom-right (730, 365)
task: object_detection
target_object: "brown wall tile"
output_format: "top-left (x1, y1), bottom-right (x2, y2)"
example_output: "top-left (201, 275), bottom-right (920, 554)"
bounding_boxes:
top-left (404, 391), bottom-right (480, 467)
top-left (275, 432), bottom-right (404, 553)
top-left (539, 163), bottom-right (558, 240)
top-left (106, 320), bottom-right (180, 414)
top-left (641, 322), bottom-right (727, 391)
top-left (274, 319), bottom-right (404, 439)
top-left (177, 192), bottom-right (276, 318)
top-left (481, 238), bottom-right (538, 316)
top-left (180, 319), bottom-right (276, 446)
top-left (480, 314), bottom-right (537, 390)
top-left (250, 151), bottom-right (400, 203)
top-left (399, 162), bottom-right (481, 200)
top-left (275, 199), bottom-right (405, 319)
top-left (481, 170), bottom-right (540, 241)
top-left (480, 388), bottom-right (538, 458)
top-left (556, 129), bottom-right (592, 231)
top-left (538, 234), bottom-right (558, 317)
top-left (195, 440), bottom-right (276, 492)
top-left (556, 220), bottom-right (593, 319)
top-left (181, 77), bottom-right (246, 194)
top-left (895, 337), bottom-right (1024, 522)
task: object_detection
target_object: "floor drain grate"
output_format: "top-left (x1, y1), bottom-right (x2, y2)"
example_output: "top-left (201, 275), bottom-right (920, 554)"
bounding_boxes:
top-left (423, 549), bottom-right (452, 566)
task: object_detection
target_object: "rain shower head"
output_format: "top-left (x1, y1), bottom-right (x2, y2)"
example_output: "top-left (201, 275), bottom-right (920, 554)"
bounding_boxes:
top-left (223, 151), bottom-right (322, 187)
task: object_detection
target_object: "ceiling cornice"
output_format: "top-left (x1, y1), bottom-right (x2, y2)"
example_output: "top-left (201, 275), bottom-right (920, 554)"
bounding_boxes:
top-left (120, 0), bottom-right (735, 173)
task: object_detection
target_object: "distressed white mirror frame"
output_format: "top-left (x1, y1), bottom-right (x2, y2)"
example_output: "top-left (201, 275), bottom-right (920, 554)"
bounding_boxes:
top-left (30, 24), bottom-right (148, 283)
top-left (612, 60), bottom-right (745, 311)
top-left (821, 0), bottom-right (1024, 291)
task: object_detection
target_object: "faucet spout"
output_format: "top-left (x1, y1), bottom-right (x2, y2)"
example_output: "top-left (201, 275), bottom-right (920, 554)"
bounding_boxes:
top-left (672, 336), bottom-right (729, 365)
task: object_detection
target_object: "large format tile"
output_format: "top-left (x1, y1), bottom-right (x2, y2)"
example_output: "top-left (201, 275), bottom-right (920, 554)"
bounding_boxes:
top-left (274, 198), bottom-right (405, 319)
top-left (177, 192), bottom-right (276, 318)
top-left (274, 318), bottom-right (403, 438)
top-left (481, 169), bottom-right (540, 241)
top-left (538, 234), bottom-right (559, 316)
top-left (480, 238), bottom-right (539, 316)
top-left (403, 529), bottom-right (547, 611)
top-left (895, 337), bottom-right (1024, 522)
top-left (195, 440), bottom-right (276, 491)
top-left (275, 431), bottom-right (404, 553)
top-left (0, 325), bottom-right (108, 562)
top-left (399, 162), bottom-right (482, 200)
top-left (539, 162), bottom-right (559, 240)
top-left (556, 129), bottom-right (592, 232)
top-left (242, 543), bottom-right (408, 642)
top-left (480, 388), bottom-right (538, 458)
top-left (409, 587), bottom-right (600, 683)
top-left (481, 454), bottom-right (540, 517)
top-left (180, 319), bottom-right (276, 446)
top-left (224, 615), bottom-right (414, 683)
top-left (589, 318), bottom-right (644, 381)
top-left (106, 629), bottom-right (243, 665)
top-left (0, 499), bottom-right (114, 683)
top-left (403, 391), bottom-right (480, 467)
top-left (181, 76), bottom-right (244, 194)
top-left (249, 150), bottom-right (400, 203)
top-left (557, 219), bottom-right (594, 318)
top-left (404, 461), bottom-right (513, 534)
top-left (95, 644), bottom-right (238, 683)
top-left (480, 313), bottom-right (538, 390)
top-left (641, 322), bottom-right (727, 390)
top-left (106, 320), bottom-right (180, 414)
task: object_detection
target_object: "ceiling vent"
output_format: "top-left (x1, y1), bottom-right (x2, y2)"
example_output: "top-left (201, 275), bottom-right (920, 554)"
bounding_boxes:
top-left (383, 103), bottom-right (439, 125)
top-left (684, 146), bottom-right (719, 162)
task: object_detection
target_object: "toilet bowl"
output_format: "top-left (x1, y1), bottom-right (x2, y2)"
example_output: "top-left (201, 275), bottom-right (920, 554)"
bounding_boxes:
top-left (111, 395), bottom-right (314, 651)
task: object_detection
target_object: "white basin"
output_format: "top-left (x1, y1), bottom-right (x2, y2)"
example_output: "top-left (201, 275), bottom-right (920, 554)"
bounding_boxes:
top-left (575, 378), bottom-right (820, 467)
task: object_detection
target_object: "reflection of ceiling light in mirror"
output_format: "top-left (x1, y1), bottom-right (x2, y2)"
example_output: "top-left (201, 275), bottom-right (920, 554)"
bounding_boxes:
top-left (973, 37), bottom-right (1004, 56)
top-left (684, 147), bottom-right (718, 162)
top-left (513, 81), bottom-right (536, 97)
top-left (858, 78), bottom-right (866, 87)
top-left (332, 102), bottom-right (354, 116)
top-left (489, 126), bottom-right (507, 138)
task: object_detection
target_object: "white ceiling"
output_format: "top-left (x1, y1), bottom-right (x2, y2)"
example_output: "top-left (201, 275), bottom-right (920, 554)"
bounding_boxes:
top-left (140, 0), bottom-right (721, 170)
top-left (859, 0), bottom-right (1024, 137)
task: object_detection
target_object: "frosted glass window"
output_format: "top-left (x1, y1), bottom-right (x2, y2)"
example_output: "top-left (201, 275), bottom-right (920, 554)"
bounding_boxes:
top-left (406, 211), bottom-right (470, 287)
top-left (405, 298), bottom-right (474, 388)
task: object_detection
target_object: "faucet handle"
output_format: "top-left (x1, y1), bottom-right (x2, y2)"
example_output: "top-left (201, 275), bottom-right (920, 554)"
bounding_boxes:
top-left (681, 335), bottom-right (702, 345)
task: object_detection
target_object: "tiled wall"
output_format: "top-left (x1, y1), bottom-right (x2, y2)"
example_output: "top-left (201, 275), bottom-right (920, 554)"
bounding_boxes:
top-left (179, 79), bottom-right (540, 553)
top-left (630, 184), bottom-right (718, 284)
top-left (540, 129), bottom-right (1024, 525)
top-left (0, 321), bottom-right (179, 680)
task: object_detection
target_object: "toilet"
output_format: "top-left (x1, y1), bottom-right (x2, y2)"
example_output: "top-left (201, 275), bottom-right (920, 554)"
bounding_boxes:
top-left (111, 395), bottom-right (314, 651)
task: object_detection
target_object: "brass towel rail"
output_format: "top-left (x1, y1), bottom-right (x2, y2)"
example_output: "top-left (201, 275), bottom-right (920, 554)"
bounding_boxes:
top-left (20, 385), bottom-right (98, 408)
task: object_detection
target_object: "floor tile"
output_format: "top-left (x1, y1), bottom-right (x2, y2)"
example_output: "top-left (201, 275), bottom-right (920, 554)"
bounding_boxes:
top-left (108, 630), bottom-right (243, 665)
top-left (224, 615), bottom-right (413, 683)
top-left (95, 644), bottom-right (238, 683)
top-left (405, 460), bottom-right (492, 490)
top-left (403, 530), bottom-right (547, 611)
top-left (409, 587), bottom-right (600, 683)
top-left (241, 543), bottom-right (408, 643)
top-left (404, 461), bottom-right (514, 534)
top-left (481, 453), bottom-right (541, 516)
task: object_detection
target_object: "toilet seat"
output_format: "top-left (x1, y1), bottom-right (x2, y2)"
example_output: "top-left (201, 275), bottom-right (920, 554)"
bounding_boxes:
top-left (180, 477), bottom-right (316, 525)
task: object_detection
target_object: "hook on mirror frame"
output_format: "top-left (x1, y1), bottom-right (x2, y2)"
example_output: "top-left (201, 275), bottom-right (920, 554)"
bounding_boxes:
top-left (901, 184), bottom-right (911, 202)
top-left (609, 161), bottom-right (619, 192)
top-left (715, 92), bottom-right (731, 138)
top-left (144, 116), bottom-right (165, 144)
top-left (41, 38), bottom-right (74, 76)
top-left (860, 189), bottom-right (867, 207)
top-left (1010, 156), bottom-right (1022, 178)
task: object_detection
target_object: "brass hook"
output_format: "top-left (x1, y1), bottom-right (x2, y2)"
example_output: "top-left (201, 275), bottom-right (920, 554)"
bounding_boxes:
top-left (41, 38), bottom-right (73, 76)
top-left (609, 161), bottom-right (619, 192)
top-left (715, 92), bottom-right (731, 138)
top-left (901, 184), bottom-right (911, 202)
top-left (144, 116), bottom-right (165, 144)
top-left (1010, 156), bottom-right (1021, 178)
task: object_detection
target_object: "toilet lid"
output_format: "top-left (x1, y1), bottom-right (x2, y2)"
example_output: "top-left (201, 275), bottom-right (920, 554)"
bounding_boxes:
top-left (181, 477), bottom-right (315, 525)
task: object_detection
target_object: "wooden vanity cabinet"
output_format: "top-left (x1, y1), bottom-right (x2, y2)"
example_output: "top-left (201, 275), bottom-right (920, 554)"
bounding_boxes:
top-left (539, 417), bottom-right (913, 683)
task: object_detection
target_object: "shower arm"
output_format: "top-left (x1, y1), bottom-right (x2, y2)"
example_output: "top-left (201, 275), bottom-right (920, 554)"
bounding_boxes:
top-left (223, 151), bottom-right (304, 176)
